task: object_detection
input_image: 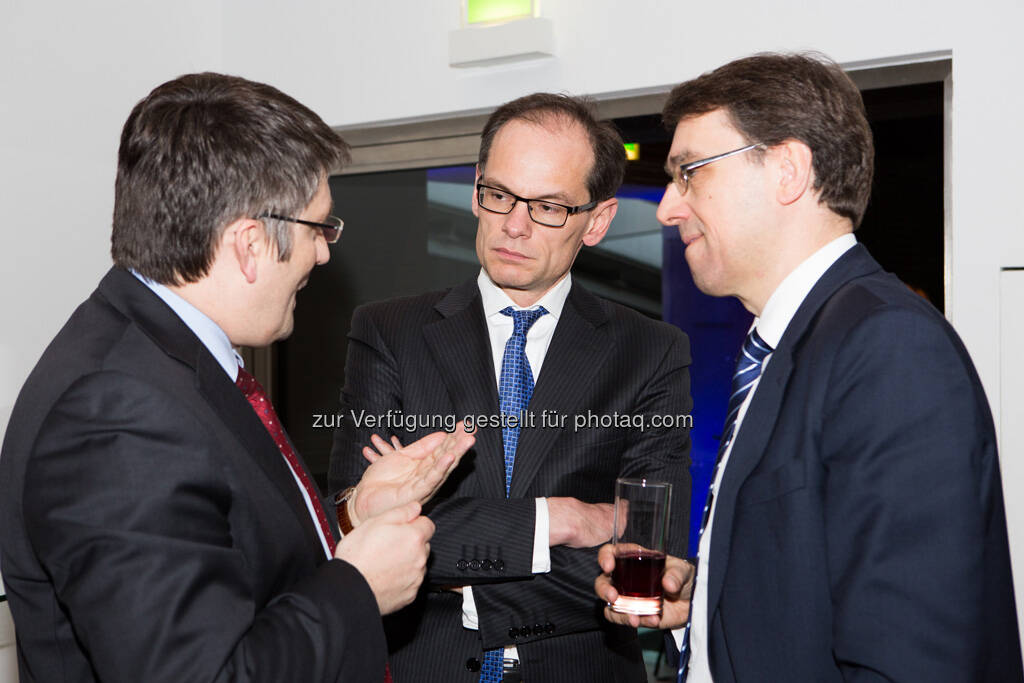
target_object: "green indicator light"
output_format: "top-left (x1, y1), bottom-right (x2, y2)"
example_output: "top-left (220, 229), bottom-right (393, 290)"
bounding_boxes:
top-left (466, 0), bottom-right (534, 24)
top-left (624, 142), bottom-right (639, 161)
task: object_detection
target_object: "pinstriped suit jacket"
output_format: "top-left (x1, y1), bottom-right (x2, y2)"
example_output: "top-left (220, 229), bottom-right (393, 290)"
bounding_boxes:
top-left (330, 277), bottom-right (692, 683)
top-left (0, 267), bottom-right (386, 683)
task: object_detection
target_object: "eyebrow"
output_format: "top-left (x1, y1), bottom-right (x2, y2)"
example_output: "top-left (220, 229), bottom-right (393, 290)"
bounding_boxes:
top-left (664, 151), bottom-right (694, 178)
top-left (481, 177), bottom-right (576, 205)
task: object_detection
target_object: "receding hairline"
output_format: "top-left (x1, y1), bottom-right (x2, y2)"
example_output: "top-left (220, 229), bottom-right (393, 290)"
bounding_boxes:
top-left (483, 111), bottom-right (592, 159)
top-left (482, 114), bottom-right (597, 202)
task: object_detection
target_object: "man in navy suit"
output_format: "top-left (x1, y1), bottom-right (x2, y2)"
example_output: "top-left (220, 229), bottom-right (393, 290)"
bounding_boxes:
top-left (596, 52), bottom-right (1022, 681)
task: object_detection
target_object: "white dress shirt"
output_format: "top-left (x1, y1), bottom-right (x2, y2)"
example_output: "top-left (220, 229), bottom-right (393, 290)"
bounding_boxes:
top-left (133, 271), bottom-right (334, 560)
top-left (680, 233), bottom-right (857, 681)
top-left (460, 269), bottom-right (571, 653)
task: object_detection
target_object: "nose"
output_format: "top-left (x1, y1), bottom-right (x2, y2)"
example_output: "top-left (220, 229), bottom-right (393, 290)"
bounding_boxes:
top-left (315, 233), bottom-right (330, 265)
top-left (655, 182), bottom-right (691, 227)
top-left (502, 200), bottom-right (534, 239)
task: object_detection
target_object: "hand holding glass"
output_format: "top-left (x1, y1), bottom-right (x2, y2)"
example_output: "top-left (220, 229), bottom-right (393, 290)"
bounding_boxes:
top-left (610, 478), bottom-right (672, 616)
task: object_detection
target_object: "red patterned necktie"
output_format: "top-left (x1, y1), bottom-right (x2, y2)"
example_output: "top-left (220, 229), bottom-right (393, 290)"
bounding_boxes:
top-left (235, 367), bottom-right (337, 554)
top-left (235, 367), bottom-right (393, 683)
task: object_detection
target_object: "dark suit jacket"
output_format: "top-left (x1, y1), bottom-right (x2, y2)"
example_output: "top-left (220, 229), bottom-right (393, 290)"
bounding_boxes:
top-left (329, 277), bottom-right (692, 683)
top-left (0, 267), bottom-right (386, 683)
top-left (696, 244), bottom-right (1022, 681)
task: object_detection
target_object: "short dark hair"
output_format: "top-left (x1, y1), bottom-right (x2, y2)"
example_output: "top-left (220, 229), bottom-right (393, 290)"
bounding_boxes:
top-left (111, 72), bottom-right (350, 284)
top-left (478, 93), bottom-right (625, 202)
top-left (662, 52), bottom-right (874, 227)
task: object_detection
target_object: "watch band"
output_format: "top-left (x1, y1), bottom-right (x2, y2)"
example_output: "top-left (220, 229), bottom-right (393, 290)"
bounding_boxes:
top-left (333, 487), bottom-right (357, 535)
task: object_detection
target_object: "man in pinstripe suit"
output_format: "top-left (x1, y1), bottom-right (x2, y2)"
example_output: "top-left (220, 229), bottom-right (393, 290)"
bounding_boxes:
top-left (330, 93), bottom-right (693, 682)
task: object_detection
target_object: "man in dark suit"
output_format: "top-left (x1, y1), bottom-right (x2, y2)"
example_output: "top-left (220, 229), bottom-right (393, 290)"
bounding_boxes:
top-left (0, 72), bottom-right (474, 683)
top-left (596, 53), bottom-right (1022, 682)
top-left (329, 93), bottom-right (693, 682)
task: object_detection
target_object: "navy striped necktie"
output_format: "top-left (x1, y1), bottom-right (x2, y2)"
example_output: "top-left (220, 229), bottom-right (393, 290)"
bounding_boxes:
top-left (479, 305), bottom-right (547, 683)
top-left (677, 328), bottom-right (773, 682)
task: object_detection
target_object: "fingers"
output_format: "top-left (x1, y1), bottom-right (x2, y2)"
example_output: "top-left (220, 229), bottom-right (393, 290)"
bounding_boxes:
top-left (409, 512), bottom-right (436, 541)
top-left (662, 555), bottom-right (694, 598)
top-left (439, 430), bottom-right (475, 470)
top-left (594, 572), bottom-right (619, 605)
top-left (597, 543), bottom-right (617, 573)
top-left (362, 446), bottom-right (381, 463)
top-left (417, 430), bottom-right (475, 486)
top-left (403, 431), bottom-right (447, 459)
top-left (602, 605), bottom-right (641, 628)
top-left (370, 433), bottom-right (397, 454)
top-left (390, 435), bottom-right (402, 449)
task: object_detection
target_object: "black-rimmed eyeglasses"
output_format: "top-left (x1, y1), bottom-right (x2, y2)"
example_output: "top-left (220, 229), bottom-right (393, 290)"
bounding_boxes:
top-left (476, 183), bottom-right (597, 228)
top-left (671, 143), bottom-right (764, 196)
top-left (259, 213), bottom-right (344, 243)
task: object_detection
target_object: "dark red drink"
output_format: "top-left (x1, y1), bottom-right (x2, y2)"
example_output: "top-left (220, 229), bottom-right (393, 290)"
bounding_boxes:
top-left (613, 549), bottom-right (666, 597)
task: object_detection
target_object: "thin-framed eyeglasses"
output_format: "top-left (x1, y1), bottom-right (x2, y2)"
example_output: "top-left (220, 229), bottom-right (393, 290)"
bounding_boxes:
top-left (476, 183), bottom-right (597, 228)
top-left (258, 213), bottom-right (344, 243)
top-left (670, 143), bottom-right (764, 196)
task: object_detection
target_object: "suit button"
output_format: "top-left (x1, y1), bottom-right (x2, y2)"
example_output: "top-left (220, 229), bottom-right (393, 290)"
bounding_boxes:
top-left (469, 559), bottom-right (481, 570)
top-left (546, 622), bottom-right (555, 633)
top-left (494, 559), bottom-right (505, 571)
top-left (481, 559), bottom-right (493, 570)
top-left (466, 658), bottom-right (481, 672)
top-left (457, 559), bottom-right (468, 571)
top-left (520, 625), bottom-right (531, 637)
top-left (508, 627), bottom-right (519, 639)
top-left (534, 623), bottom-right (543, 635)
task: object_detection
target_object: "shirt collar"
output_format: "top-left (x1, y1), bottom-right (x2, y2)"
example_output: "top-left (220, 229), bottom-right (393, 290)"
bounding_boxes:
top-left (131, 270), bottom-right (243, 380)
top-left (476, 269), bottom-right (571, 321)
top-left (754, 233), bottom-right (857, 349)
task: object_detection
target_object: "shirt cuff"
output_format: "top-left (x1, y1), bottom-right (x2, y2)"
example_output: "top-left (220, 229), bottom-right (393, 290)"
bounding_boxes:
top-left (462, 586), bottom-right (479, 630)
top-left (533, 497), bottom-right (551, 573)
top-left (672, 626), bottom-right (686, 651)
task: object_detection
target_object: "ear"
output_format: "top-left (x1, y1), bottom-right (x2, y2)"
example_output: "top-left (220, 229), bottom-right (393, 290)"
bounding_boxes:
top-left (775, 139), bottom-right (814, 206)
top-left (471, 165), bottom-right (482, 218)
top-left (223, 217), bottom-right (267, 284)
top-left (581, 197), bottom-right (618, 247)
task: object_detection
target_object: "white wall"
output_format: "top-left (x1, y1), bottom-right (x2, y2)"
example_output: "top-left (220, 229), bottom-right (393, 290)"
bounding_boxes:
top-left (1, 0), bottom-right (1022, 679)
top-left (0, 0), bottom-right (224, 434)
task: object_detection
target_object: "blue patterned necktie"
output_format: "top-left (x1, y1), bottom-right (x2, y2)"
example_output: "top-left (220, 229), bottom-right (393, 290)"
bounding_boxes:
top-left (677, 328), bottom-right (772, 682)
top-left (479, 305), bottom-right (548, 683)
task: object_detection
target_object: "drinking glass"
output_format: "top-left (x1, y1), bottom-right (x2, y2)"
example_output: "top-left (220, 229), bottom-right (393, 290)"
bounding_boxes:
top-left (611, 477), bottom-right (672, 615)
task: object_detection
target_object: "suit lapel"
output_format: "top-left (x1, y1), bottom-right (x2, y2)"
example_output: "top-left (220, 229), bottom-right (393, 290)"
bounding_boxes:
top-left (705, 244), bottom-right (883, 621)
top-left (509, 282), bottom-right (612, 497)
top-left (98, 267), bottom-right (325, 564)
top-left (423, 279), bottom-right (506, 498)
top-left (704, 346), bottom-right (794, 620)
top-left (195, 353), bottom-right (325, 562)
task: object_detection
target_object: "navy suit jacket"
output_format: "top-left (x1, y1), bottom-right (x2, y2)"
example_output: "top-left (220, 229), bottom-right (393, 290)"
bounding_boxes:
top-left (330, 277), bottom-right (693, 682)
top-left (696, 244), bottom-right (1021, 681)
top-left (0, 267), bottom-right (386, 682)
